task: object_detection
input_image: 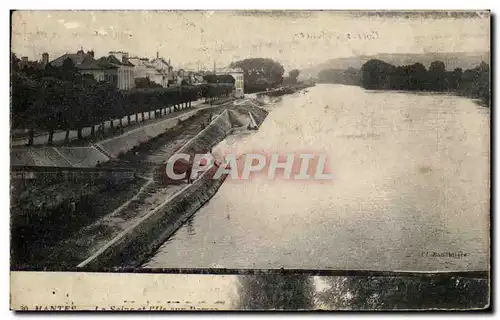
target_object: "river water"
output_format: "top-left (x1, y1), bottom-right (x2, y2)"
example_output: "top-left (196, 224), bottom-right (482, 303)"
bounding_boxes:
top-left (143, 84), bottom-right (490, 272)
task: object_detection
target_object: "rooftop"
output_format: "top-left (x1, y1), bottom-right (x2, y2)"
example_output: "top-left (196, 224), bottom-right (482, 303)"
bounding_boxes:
top-left (49, 53), bottom-right (105, 70)
top-left (101, 54), bottom-right (135, 67)
top-left (152, 57), bottom-right (172, 67)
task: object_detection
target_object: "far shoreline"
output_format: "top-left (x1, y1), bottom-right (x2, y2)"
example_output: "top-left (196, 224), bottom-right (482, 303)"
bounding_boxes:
top-left (316, 82), bottom-right (491, 108)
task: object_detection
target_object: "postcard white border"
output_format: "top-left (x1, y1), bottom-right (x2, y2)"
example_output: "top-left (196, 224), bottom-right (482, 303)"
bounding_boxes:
top-left (3, 1), bottom-right (497, 319)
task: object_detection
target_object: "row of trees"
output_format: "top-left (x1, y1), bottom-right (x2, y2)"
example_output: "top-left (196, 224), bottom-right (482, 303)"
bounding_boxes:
top-left (11, 54), bottom-right (235, 139)
top-left (134, 77), bottom-right (163, 89)
top-left (360, 59), bottom-right (490, 105)
top-left (203, 74), bottom-right (236, 84)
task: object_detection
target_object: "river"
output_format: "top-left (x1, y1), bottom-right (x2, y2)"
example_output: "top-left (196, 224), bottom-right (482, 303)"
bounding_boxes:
top-left (143, 84), bottom-right (490, 272)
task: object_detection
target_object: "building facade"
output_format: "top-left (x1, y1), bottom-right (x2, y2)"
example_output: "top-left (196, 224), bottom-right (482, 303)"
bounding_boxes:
top-left (150, 54), bottom-right (174, 84)
top-left (216, 67), bottom-right (245, 98)
top-left (129, 54), bottom-right (172, 88)
top-left (95, 57), bottom-right (119, 88)
top-left (106, 52), bottom-right (135, 90)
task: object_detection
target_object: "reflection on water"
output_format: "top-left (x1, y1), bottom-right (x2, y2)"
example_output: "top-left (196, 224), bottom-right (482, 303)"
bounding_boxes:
top-left (144, 84), bottom-right (489, 271)
top-left (315, 275), bottom-right (489, 310)
top-left (231, 273), bottom-right (488, 310)
top-left (236, 274), bottom-right (315, 310)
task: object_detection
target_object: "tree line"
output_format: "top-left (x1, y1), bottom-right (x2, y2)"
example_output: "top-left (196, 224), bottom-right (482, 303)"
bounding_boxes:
top-left (11, 53), bottom-right (234, 141)
top-left (360, 59), bottom-right (491, 105)
top-left (203, 74), bottom-right (236, 84)
top-left (317, 59), bottom-right (490, 106)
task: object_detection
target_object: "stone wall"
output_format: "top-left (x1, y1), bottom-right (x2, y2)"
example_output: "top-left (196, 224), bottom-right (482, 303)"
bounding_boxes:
top-left (79, 165), bottom-right (228, 269)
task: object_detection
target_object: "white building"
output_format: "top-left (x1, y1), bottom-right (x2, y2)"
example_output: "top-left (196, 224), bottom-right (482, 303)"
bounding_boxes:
top-left (216, 67), bottom-right (245, 98)
top-left (102, 51), bottom-right (135, 90)
top-left (129, 53), bottom-right (173, 87)
top-left (150, 54), bottom-right (174, 84)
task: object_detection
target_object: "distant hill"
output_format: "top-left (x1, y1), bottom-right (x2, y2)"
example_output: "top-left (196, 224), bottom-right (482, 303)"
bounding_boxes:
top-left (301, 52), bottom-right (490, 79)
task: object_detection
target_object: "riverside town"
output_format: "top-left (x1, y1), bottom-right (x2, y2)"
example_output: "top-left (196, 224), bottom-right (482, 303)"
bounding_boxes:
top-left (10, 11), bottom-right (491, 311)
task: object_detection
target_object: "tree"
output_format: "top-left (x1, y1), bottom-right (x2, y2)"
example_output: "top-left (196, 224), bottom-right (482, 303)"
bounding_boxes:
top-left (406, 63), bottom-right (427, 90)
top-left (386, 63), bottom-right (427, 91)
top-left (448, 68), bottom-right (463, 90)
top-left (10, 52), bottom-right (20, 73)
top-left (428, 60), bottom-right (447, 91)
top-left (429, 60), bottom-right (446, 74)
top-left (203, 74), bottom-right (235, 84)
top-left (230, 58), bottom-right (285, 86)
top-left (135, 77), bottom-right (162, 88)
top-left (60, 57), bottom-right (78, 81)
top-left (477, 62), bottom-right (490, 105)
top-left (288, 69), bottom-right (300, 83)
top-left (360, 59), bottom-right (395, 89)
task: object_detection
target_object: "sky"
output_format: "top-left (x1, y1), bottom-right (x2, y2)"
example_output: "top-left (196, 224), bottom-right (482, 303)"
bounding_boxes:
top-left (11, 11), bottom-right (490, 72)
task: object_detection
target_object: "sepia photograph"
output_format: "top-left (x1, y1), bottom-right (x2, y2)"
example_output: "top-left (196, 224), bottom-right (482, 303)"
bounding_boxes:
top-left (9, 9), bottom-right (491, 311)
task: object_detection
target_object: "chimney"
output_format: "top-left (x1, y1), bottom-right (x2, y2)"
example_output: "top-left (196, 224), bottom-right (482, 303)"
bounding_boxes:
top-left (157, 51), bottom-right (159, 59)
top-left (122, 52), bottom-right (129, 64)
top-left (21, 56), bottom-right (28, 62)
top-left (42, 53), bottom-right (49, 65)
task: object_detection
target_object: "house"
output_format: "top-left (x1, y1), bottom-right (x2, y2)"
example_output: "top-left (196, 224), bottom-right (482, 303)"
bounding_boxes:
top-left (129, 57), bottom-right (167, 87)
top-left (150, 53), bottom-right (175, 84)
top-left (103, 51), bottom-right (135, 90)
top-left (174, 69), bottom-right (201, 85)
top-left (216, 67), bottom-right (245, 98)
top-left (129, 52), bottom-right (175, 88)
top-left (49, 49), bottom-right (109, 82)
top-left (95, 57), bottom-right (119, 88)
